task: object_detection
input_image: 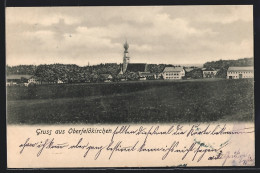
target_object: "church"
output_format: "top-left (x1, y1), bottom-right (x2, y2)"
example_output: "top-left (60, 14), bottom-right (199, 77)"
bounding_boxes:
top-left (119, 41), bottom-right (155, 80)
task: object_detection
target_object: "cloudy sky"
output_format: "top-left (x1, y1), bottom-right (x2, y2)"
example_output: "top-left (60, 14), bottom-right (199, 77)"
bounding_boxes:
top-left (6, 5), bottom-right (253, 66)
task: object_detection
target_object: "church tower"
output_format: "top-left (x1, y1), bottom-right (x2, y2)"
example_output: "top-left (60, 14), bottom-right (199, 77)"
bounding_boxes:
top-left (122, 41), bottom-right (130, 73)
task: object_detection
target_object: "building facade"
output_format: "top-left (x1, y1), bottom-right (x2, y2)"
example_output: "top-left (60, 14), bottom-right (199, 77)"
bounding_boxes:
top-left (202, 67), bottom-right (217, 78)
top-left (162, 67), bottom-right (185, 80)
top-left (138, 72), bottom-right (156, 80)
top-left (227, 66), bottom-right (254, 79)
top-left (28, 76), bottom-right (39, 84)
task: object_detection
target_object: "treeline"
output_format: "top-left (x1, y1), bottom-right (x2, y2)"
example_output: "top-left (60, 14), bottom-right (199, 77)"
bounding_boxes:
top-left (6, 65), bottom-right (37, 75)
top-left (6, 63), bottom-right (176, 83)
top-left (203, 57), bottom-right (253, 69)
top-left (33, 63), bottom-right (123, 83)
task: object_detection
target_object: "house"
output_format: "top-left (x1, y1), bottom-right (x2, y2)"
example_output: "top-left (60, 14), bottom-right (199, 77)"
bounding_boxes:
top-left (124, 63), bottom-right (157, 80)
top-left (138, 72), bottom-right (156, 80)
top-left (139, 76), bottom-right (146, 80)
top-left (28, 76), bottom-right (42, 84)
top-left (227, 66), bottom-right (254, 79)
top-left (162, 67), bottom-right (185, 80)
top-left (100, 74), bottom-right (113, 82)
top-left (6, 74), bottom-right (32, 86)
top-left (28, 76), bottom-right (38, 84)
top-left (57, 79), bottom-right (64, 84)
top-left (202, 67), bottom-right (217, 78)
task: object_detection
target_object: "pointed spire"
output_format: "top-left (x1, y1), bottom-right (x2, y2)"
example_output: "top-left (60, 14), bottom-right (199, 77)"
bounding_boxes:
top-left (124, 40), bottom-right (129, 52)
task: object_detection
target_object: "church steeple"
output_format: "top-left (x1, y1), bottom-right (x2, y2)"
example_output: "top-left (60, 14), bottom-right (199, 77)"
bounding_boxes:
top-left (119, 65), bottom-right (123, 75)
top-left (122, 40), bottom-right (130, 73)
top-left (124, 41), bottom-right (129, 53)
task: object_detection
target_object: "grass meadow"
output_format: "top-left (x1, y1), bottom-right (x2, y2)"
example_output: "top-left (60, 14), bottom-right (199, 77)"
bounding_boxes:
top-left (7, 79), bottom-right (254, 124)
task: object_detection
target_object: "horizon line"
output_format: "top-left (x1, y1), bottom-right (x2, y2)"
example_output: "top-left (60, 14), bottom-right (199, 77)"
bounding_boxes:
top-left (6, 62), bottom-right (205, 67)
top-left (6, 57), bottom-right (253, 67)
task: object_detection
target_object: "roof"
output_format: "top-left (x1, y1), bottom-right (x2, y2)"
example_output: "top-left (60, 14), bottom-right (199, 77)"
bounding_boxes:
top-left (227, 66), bottom-right (254, 72)
top-left (203, 67), bottom-right (216, 71)
top-left (163, 67), bottom-right (184, 72)
top-left (184, 68), bottom-right (194, 72)
top-left (6, 74), bottom-right (32, 80)
top-left (126, 63), bottom-right (147, 72)
top-left (138, 72), bottom-right (155, 76)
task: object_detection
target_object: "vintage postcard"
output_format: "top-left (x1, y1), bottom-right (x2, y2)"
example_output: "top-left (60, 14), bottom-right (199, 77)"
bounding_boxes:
top-left (6, 5), bottom-right (254, 168)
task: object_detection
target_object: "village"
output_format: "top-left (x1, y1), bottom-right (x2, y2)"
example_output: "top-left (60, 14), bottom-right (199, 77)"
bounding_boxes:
top-left (6, 41), bottom-right (254, 87)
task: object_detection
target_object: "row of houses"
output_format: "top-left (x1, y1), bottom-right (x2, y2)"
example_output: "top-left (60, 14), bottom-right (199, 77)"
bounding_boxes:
top-left (159, 66), bottom-right (253, 80)
top-left (6, 66), bottom-right (254, 86)
top-left (6, 75), bottom-right (65, 86)
top-left (133, 65), bottom-right (254, 80)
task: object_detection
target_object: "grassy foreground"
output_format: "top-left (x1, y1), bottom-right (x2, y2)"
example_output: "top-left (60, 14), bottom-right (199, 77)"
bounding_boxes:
top-left (7, 79), bottom-right (254, 124)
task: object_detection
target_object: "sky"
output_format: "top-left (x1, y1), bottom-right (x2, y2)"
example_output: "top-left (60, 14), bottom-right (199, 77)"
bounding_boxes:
top-left (6, 5), bottom-right (253, 66)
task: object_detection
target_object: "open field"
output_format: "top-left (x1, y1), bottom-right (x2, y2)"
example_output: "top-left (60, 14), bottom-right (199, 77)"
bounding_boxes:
top-left (7, 79), bottom-right (254, 124)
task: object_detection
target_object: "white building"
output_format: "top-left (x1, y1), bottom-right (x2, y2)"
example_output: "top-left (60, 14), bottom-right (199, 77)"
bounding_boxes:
top-left (138, 72), bottom-right (156, 80)
top-left (57, 79), bottom-right (64, 84)
top-left (28, 76), bottom-right (41, 84)
top-left (227, 66), bottom-right (254, 79)
top-left (162, 67), bottom-right (185, 80)
top-left (202, 67), bottom-right (218, 78)
top-left (28, 77), bottom-right (37, 83)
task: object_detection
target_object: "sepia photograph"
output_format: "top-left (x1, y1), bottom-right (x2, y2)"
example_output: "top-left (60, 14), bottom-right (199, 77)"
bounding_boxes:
top-left (5, 5), bottom-right (255, 168)
top-left (6, 6), bottom-right (254, 124)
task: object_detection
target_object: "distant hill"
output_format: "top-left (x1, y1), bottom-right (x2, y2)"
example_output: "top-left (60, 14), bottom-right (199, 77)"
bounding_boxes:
top-left (6, 65), bottom-right (36, 75)
top-left (203, 57), bottom-right (253, 69)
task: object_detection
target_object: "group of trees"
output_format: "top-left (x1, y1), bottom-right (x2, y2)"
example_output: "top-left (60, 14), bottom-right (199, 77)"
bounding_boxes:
top-left (33, 63), bottom-right (121, 83)
top-left (6, 63), bottom-right (178, 83)
top-left (185, 68), bottom-right (203, 79)
top-left (203, 58), bottom-right (253, 69)
top-left (6, 65), bottom-right (36, 75)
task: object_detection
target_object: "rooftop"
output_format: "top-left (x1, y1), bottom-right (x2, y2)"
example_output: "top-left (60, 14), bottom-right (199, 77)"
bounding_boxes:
top-left (126, 63), bottom-right (147, 72)
top-left (227, 66), bottom-right (254, 72)
top-left (163, 67), bottom-right (184, 72)
top-left (203, 67), bottom-right (216, 71)
top-left (6, 74), bottom-right (32, 80)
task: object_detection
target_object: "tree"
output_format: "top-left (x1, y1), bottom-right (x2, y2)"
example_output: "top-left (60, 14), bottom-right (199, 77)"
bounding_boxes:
top-left (126, 72), bottom-right (139, 81)
top-left (186, 69), bottom-right (203, 79)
